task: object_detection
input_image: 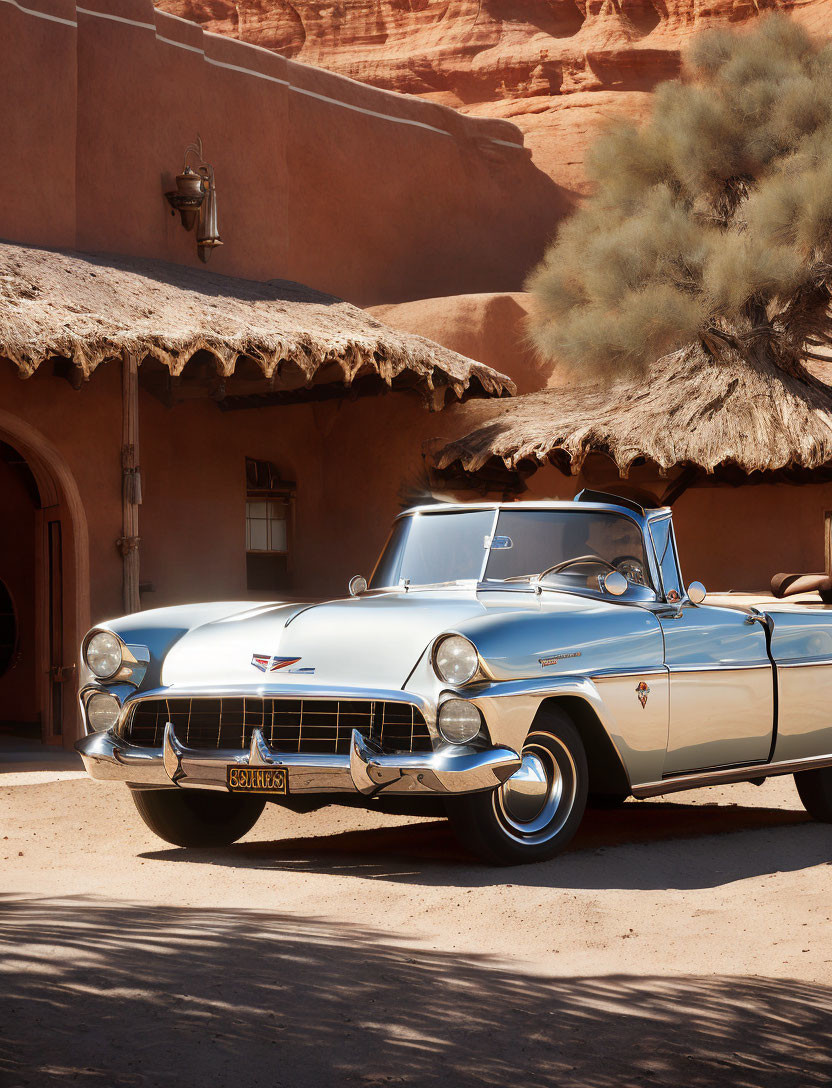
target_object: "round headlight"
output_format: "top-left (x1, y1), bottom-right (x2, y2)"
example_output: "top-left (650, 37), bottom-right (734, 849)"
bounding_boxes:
top-left (438, 699), bottom-right (482, 744)
top-left (86, 691), bottom-right (122, 731)
top-left (434, 635), bottom-right (478, 685)
top-left (85, 631), bottom-right (123, 679)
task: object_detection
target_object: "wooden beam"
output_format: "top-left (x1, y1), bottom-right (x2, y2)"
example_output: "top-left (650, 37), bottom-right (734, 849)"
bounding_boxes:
top-left (119, 353), bottom-right (141, 614)
top-left (660, 466), bottom-right (700, 507)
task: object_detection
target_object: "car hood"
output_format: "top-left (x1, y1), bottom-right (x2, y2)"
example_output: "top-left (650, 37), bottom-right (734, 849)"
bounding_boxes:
top-left (159, 591), bottom-right (505, 690)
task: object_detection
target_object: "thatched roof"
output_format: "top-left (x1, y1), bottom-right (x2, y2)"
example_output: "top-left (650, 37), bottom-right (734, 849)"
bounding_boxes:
top-left (0, 242), bottom-right (513, 405)
top-left (434, 343), bottom-right (832, 479)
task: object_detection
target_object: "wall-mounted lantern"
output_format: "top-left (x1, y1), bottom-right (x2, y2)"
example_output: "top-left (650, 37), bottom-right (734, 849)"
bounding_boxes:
top-left (165, 136), bottom-right (223, 262)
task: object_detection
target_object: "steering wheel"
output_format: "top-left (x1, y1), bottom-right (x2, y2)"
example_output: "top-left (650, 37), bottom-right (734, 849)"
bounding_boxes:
top-left (540, 554), bottom-right (619, 579)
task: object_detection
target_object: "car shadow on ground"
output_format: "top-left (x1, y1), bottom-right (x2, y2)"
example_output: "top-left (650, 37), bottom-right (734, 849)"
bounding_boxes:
top-left (140, 799), bottom-right (830, 890)
top-left (1, 894), bottom-right (831, 1087)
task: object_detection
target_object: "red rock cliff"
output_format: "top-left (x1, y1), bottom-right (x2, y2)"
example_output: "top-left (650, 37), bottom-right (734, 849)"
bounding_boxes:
top-left (153, 0), bottom-right (831, 194)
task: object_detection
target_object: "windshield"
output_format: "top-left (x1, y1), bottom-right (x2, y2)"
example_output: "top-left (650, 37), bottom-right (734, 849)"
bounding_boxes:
top-left (370, 510), bottom-right (494, 588)
top-left (369, 508), bottom-right (653, 592)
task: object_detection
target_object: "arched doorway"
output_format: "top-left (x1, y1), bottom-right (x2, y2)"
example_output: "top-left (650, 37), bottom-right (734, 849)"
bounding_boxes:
top-left (0, 413), bottom-right (89, 747)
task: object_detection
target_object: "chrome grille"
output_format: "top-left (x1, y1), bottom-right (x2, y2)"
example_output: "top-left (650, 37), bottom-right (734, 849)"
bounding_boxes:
top-left (124, 697), bottom-right (433, 754)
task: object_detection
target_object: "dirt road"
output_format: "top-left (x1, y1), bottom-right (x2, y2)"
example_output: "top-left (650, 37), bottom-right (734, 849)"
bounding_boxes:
top-left (1, 764), bottom-right (830, 1087)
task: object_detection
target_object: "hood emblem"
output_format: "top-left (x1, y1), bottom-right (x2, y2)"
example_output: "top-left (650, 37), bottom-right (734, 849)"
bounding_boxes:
top-left (636, 681), bottom-right (650, 709)
top-left (251, 654), bottom-right (302, 673)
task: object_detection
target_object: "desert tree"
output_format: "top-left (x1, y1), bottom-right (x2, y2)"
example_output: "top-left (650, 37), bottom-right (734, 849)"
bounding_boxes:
top-left (527, 14), bottom-right (832, 384)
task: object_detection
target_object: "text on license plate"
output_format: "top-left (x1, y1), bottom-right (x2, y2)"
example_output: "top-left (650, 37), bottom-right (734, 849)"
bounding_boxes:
top-left (227, 766), bottom-right (287, 793)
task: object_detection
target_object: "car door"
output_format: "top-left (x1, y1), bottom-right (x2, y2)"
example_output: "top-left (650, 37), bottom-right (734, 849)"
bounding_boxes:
top-left (649, 516), bottom-right (774, 775)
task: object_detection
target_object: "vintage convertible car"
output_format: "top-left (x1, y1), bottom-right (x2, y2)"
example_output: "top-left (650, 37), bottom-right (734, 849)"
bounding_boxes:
top-left (76, 490), bottom-right (832, 864)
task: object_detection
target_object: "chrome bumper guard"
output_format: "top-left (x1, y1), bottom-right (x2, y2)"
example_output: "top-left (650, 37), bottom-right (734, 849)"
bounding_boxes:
top-left (76, 724), bottom-right (522, 797)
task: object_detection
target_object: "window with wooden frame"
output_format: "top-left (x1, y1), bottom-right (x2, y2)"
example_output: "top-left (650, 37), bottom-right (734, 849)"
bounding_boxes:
top-left (245, 458), bottom-right (296, 592)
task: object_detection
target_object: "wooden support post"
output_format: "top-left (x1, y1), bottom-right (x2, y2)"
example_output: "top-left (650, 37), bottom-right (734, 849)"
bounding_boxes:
top-left (119, 353), bottom-right (142, 614)
top-left (825, 511), bottom-right (832, 578)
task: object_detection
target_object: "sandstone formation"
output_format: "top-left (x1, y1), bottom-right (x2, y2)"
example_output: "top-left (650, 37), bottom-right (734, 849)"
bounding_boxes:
top-left (153, 0), bottom-right (832, 194)
top-left (149, 0), bottom-right (832, 397)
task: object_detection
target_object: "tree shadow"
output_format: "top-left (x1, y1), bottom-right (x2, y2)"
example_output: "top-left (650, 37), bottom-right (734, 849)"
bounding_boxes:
top-left (140, 800), bottom-right (830, 891)
top-left (0, 895), bottom-right (829, 1087)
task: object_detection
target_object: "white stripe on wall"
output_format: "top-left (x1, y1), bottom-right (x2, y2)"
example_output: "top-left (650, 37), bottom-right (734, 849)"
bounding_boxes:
top-left (0, 0), bottom-right (76, 27)
top-left (75, 4), bottom-right (152, 28)
top-left (290, 82), bottom-right (478, 139)
top-left (9, 0), bottom-right (526, 149)
top-left (206, 56), bottom-right (290, 87)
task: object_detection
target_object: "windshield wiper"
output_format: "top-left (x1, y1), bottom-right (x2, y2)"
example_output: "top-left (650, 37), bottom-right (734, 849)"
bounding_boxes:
top-left (397, 578), bottom-right (478, 590)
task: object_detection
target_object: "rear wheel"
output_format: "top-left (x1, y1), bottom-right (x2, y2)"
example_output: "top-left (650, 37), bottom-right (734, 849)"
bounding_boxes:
top-left (446, 710), bottom-right (588, 865)
top-left (131, 788), bottom-right (266, 847)
top-left (795, 768), bottom-right (832, 821)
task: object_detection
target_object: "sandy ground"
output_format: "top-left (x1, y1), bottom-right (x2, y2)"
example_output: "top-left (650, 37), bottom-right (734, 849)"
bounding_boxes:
top-left (1, 751), bottom-right (831, 1087)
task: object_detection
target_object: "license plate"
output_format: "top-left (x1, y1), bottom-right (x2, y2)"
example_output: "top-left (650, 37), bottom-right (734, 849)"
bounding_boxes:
top-left (227, 766), bottom-right (287, 793)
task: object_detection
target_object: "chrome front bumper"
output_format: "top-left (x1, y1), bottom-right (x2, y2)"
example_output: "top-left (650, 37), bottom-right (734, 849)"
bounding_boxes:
top-left (76, 724), bottom-right (522, 797)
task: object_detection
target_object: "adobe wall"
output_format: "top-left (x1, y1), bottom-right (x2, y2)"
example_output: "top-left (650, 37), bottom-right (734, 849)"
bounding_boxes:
top-left (367, 293), bottom-right (551, 395)
top-left (0, 366), bottom-right (123, 625)
top-left (0, 0), bottom-right (561, 306)
top-left (0, 363), bottom-right (407, 620)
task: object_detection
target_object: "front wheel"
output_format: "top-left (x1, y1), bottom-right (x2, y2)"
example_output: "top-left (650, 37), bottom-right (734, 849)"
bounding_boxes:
top-left (795, 767), bottom-right (832, 821)
top-left (446, 712), bottom-right (588, 865)
top-left (131, 788), bottom-right (266, 847)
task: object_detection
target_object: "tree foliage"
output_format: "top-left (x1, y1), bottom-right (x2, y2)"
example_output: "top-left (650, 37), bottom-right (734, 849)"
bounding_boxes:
top-left (527, 15), bottom-right (832, 381)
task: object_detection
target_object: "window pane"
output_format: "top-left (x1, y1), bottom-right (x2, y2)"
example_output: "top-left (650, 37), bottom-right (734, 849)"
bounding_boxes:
top-left (246, 501), bottom-right (268, 519)
top-left (650, 518), bottom-right (681, 600)
top-left (269, 517), bottom-right (287, 553)
top-left (248, 519), bottom-right (268, 552)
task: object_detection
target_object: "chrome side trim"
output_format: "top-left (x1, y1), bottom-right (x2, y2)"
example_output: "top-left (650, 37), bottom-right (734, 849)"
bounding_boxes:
top-left (631, 752), bottom-right (832, 798)
top-left (471, 676), bottom-right (604, 700)
top-left (76, 725), bottom-right (522, 797)
top-left (666, 663), bottom-right (772, 673)
top-left (590, 667), bottom-right (668, 680)
top-left (777, 659), bottom-right (832, 669)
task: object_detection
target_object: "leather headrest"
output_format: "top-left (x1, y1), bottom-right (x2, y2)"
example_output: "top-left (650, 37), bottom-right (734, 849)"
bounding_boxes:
top-left (771, 572), bottom-right (832, 603)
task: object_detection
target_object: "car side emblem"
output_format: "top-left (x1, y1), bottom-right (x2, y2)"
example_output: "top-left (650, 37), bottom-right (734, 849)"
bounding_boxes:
top-left (539, 651), bottom-right (581, 667)
top-left (251, 654), bottom-right (301, 672)
top-left (636, 681), bottom-right (650, 709)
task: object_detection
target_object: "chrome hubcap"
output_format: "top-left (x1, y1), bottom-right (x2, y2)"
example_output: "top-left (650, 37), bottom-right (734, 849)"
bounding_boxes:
top-left (500, 752), bottom-right (552, 824)
top-left (493, 737), bottom-right (577, 845)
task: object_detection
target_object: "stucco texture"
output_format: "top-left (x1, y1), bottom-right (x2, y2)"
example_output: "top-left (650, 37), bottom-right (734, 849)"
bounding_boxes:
top-left (0, 0), bottom-right (564, 307)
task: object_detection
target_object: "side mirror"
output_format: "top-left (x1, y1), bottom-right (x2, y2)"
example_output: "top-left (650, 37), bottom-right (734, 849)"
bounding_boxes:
top-left (348, 575), bottom-right (367, 597)
top-left (687, 581), bottom-right (706, 605)
top-left (602, 571), bottom-right (628, 597)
